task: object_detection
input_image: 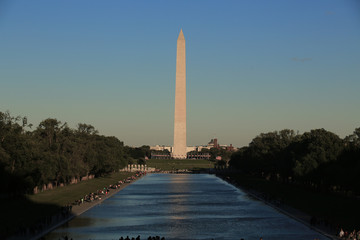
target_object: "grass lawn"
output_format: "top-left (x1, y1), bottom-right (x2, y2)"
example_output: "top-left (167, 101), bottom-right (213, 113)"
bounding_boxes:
top-left (146, 158), bottom-right (214, 171)
top-left (1, 171), bottom-right (135, 238)
top-left (28, 171), bottom-right (134, 206)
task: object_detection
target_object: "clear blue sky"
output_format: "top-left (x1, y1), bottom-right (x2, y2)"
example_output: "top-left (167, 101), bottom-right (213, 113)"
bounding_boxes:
top-left (1, 0), bottom-right (359, 147)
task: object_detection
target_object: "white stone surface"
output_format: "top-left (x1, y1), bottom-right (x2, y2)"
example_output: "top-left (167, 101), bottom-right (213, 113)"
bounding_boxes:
top-left (172, 29), bottom-right (187, 159)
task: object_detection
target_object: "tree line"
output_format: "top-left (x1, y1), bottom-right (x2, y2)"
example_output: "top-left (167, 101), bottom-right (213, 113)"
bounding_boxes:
top-left (0, 111), bottom-right (144, 195)
top-left (229, 128), bottom-right (360, 195)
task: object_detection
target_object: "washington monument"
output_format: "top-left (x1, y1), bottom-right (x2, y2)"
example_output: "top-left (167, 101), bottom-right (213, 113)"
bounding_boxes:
top-left (172, 29), bottom-right (187, 159)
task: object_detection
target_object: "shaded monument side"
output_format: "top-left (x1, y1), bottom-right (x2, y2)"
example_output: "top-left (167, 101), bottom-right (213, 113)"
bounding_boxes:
top-left (173, 29), bottom-right (187, 159)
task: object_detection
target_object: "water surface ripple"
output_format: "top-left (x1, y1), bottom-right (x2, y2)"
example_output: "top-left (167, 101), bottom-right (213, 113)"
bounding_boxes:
top-left (46, 174), bottom-right (328, 240)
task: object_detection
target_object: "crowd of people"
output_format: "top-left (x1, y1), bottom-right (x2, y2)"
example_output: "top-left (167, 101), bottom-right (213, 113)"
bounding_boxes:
top-left (339, 228), bottom-right (360, 240)
top-left (61, 236), bottom-right (268, 240)
top-left (118, 236), bottom-right (165, 240)
top-left (60, 235), bottom-right (166, 240)
top-left (11, 172), bottom-right (146, 240)
top-left (73, 172), bottom-right (145, 206)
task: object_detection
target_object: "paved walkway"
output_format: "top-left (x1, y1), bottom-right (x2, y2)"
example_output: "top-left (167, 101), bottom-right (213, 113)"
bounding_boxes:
top-left (219, 175), bottom-right (340, 240)
top-left (8, 177), bottom-right (139, 240)
top-left (10, 173), bottom-right (341, 240)
top-left (245, 188), bottom-right (339, 240)
top-left (71, 180), bottom-right (133, 216)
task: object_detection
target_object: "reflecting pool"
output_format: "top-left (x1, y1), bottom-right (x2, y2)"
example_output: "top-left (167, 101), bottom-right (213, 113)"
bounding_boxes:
top-left (45, 174), bottom-right (329, 240)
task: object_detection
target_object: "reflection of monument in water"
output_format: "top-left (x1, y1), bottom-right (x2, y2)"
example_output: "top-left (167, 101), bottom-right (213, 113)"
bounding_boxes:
top-left (172, 29), bottom-right (187, 159)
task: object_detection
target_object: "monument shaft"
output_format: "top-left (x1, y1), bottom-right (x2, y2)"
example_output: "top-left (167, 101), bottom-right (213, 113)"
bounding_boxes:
top-left (173, 29), bottom-right (187, 158)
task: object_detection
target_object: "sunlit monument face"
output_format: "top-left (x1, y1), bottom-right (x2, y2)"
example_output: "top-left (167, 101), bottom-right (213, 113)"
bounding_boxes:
top-left (172, 29), bottom-right (187, 159)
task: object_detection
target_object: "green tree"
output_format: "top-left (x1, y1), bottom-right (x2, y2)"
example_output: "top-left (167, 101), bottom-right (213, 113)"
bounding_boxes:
top-left (290, 129), bottom-right (343, 177)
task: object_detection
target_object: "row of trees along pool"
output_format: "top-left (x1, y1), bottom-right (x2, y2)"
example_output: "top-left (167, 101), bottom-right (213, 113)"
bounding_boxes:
top-left (0, 111), bottom-right (149, 195)
top-left (229, 128), bottom-right (360, 196)
top-left (1, 110), bottom-right (359, 196)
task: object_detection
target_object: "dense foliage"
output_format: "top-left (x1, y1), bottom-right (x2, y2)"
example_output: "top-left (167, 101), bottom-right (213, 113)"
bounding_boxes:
top-left (0, 111), bottom-right (129, 194)
top-left (229, 128), bottom-right (360, 195)
top-left (200, 147), bottom-right (233, 161)
top-left (124, 145), bottom-right (150, 164)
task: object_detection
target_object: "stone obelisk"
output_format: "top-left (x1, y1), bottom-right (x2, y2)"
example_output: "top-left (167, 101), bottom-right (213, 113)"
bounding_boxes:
top-left (172, 29), bottom-right (187, 159)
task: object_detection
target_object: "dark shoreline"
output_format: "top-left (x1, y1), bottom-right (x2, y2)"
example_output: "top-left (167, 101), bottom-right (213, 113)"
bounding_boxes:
top-left (9, 171), bottom-right (343, 240)
top-left (215, 173), bottom-right (339, 240)
top-left (6, 173), bottom-right (146, 240)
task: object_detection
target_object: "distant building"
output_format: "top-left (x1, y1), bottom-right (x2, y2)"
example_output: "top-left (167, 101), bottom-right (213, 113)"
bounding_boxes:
top-left (150, 138), bottom-right (236, 159)
top-left (207, 138), bottom-right (235, 152)
top-left (150, 145), bottom-right (172, 159)
top-left (187, 152), bottom-right (211, 159)
top-left (207, 138), bottom-right (219, 148)
top-left (150, 151), bottom-right (171, 159)
top-left (150, 145), bottom-right (173, 152)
